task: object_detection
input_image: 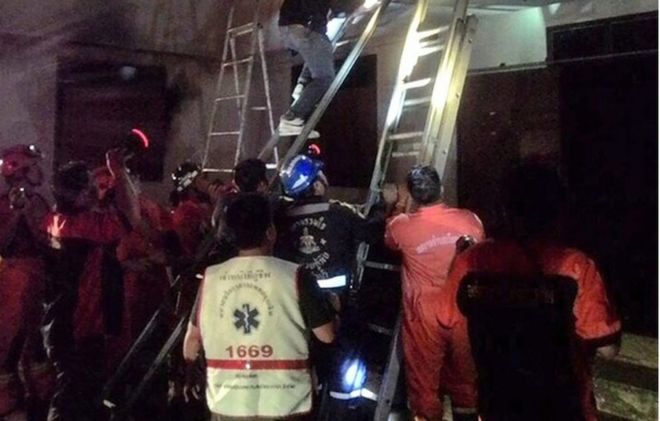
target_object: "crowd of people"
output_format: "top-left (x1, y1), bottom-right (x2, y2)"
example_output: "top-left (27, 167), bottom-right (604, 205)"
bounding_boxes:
top-left (0, 131), bottom-right (622, 421)
top-left (0, 1), bottom-right (627, 420)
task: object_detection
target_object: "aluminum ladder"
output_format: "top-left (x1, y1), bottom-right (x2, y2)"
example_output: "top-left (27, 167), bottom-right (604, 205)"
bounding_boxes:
top-left (202, 0), bottom-right (276, 175)
top-left (258, 0), bottom-right (393, 184)
top-left (349, 0), bottom-right (479, 419)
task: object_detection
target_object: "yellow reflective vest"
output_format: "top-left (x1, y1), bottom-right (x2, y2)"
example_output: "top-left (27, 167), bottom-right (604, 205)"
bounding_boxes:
top-left (198, 255), bottom-right (312, 417)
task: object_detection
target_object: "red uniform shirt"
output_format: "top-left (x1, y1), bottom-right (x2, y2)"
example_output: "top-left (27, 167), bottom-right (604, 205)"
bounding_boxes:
top-left (44, 210), bottom-right (126, 340)
top-left (172, 198), bottom-right (211, 258)
top-left (441, 239), bottom-right (622, 420)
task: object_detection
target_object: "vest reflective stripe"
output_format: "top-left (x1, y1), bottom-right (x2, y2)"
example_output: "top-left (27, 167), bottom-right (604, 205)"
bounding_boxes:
top-left (317, 274), bottom-right (347, 289)
top-left (199, 256), bottom-right (312, 418)
top-left (207, 359), bottom-right (309, 370)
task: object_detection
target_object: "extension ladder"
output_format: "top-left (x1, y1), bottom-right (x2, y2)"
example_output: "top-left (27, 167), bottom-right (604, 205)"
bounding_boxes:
top-left (202, 0), bottom-right (276, 174)
top-left (258, 0), bottom-right (392, 183)
top-left (351, 0), bottom-right (478, 419)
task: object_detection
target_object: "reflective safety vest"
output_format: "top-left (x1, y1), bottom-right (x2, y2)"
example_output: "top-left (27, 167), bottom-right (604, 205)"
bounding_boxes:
top-left (198, 255), bottom-right (312, 417)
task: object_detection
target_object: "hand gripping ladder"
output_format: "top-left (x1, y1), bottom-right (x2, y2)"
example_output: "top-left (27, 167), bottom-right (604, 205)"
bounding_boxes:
top-left (350, 0), bottom-right (478, 419)
top-left (202, 0), bottom-right (276, 174)
top-left (258, 0), bottom-right (393, 184)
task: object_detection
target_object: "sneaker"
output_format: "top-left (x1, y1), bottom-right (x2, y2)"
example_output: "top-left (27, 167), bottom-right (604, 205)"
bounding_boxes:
top-left (291, 83), bottom-right (304, 102)
top-left (278, 116), bottom-right (320, 138)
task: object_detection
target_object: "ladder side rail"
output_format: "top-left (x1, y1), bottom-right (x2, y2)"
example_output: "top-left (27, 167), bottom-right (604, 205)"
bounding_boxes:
top-left (260, 1), bottom-right (392, 167)
top-left (364, 0), bottom-right (430, 213)
top-left (229, 36), bottom-right (243, 112)
top-left (257, 27), bottom-right (278, 164)
top-left (202, 5), bottom-right (237, 168)
top-left (418, 25), bottom-right (463, 164)
top-left (372, 315), bottom-right (403, 421)
top-left (428, 16), bottom-right (477, 177)
top-left (233, 4), bottom-right (262, 166)
top-left (120, 317), bottom-right (188, 418)
top-left (419, 0), bottom-right (469, 164)
top-left (354, 0), bottom-right (430, 296)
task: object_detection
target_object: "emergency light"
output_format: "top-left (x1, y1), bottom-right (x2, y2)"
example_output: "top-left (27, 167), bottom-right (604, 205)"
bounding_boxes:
top-left (342, 358), bottom-right (367, 392)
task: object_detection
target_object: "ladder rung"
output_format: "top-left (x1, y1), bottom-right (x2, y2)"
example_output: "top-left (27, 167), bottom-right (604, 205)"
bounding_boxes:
top-left (403, 96), bottom-right (432, 108)
top-left (215, 94), bottom-right (245, 102)
top-left (335, 39), bottom-right (352, 48)
top-left (388, 131), bottom-right (424, 142)
top-left (391, 151), bottom-right (420, 158)
top-left (227, 23), bottom-right (256, 37)
top-left (363, 261), bottom-right (400, 272)
top-left (418, 43), bottom-right (445, 57)
top-left (403, 78), bottom-right (433, 90)
top-left (417, 26), bottom-right (449, 40)
top-left (222, 57), bottom-right (254, 67)
top-left (251, 106), bottom-right (268, 110)
top-left (210, 131), bottom-right (240, 136)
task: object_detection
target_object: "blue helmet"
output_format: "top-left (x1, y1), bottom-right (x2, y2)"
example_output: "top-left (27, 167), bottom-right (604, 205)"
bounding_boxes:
top-left (280, 154), bottom-right (324, 197)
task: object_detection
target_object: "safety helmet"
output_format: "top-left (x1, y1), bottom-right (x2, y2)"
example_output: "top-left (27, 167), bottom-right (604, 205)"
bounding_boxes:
top-left (172, 161), bottom-right (201, 192)
top-left (279, 154), bottom-right (324, 197)
top-left (0, 144), bottom-right (43, 178)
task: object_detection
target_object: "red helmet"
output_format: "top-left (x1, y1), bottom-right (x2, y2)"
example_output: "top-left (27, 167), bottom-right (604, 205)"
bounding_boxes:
top-left (0, 144), bottom-right (43, 178)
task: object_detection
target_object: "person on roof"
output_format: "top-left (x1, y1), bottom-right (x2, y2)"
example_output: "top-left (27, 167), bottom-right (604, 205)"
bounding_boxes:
top-left (440, 162), bottom-right (621, 421)
top-left (385, 165), bottom-right (484, 421)
top-left (0, 144), bottom-right (54, 420)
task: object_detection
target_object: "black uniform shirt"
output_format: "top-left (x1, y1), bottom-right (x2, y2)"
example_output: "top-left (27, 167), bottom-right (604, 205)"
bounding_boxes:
top-left (274, 196), bottom-right (386, 282)
top-left (279, 0), bottom-right (331, 33)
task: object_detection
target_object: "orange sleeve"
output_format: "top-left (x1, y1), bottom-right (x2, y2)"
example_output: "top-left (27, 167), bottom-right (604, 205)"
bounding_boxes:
top-left (568, 254), bottom-right (622, 340)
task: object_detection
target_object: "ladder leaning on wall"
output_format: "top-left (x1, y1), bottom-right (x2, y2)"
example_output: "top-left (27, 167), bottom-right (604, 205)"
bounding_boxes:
top-left (339, 0), bottom-right (478, 419)
top-left (201, 0), bottom-right (277, 175)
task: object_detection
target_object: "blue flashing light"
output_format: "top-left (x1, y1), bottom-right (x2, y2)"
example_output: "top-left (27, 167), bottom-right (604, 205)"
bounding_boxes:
top-left (341, 358), bottom-right (367, 392)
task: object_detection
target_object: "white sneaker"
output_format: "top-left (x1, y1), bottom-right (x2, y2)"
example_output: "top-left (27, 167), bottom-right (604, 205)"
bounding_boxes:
top-left (278, 117), bottom-right (320, 139)
top-left (292, 83), bottom-right (304, 102)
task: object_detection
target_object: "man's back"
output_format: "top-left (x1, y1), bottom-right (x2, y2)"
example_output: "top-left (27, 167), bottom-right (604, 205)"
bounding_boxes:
top-left (385, 203), bottom-right (484, 294)
top-left (275, 197), bottom-right (376, 282)
top-left (197, 255), bottom-right (318, 418)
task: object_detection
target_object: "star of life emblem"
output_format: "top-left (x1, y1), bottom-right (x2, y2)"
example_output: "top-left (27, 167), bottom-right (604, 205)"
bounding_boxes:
top-left (233, 304), bottom-right (260, 334)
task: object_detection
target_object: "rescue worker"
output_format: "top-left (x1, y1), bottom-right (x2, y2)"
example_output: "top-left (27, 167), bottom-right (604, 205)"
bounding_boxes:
top-left (0, 144), bottom-right (54, 420)
top-left (384, 165), bottom-right (484, 421)
top-left (440, 163), bottom-right (621, 421)
top-left (183, 192), bottom-right (335, 420)
top-left (170, 161), bottom-right (214, 260)
top-left (43, 150), bottom-right (140, 420)
top-left (276, 154), bottom-right (397, 310)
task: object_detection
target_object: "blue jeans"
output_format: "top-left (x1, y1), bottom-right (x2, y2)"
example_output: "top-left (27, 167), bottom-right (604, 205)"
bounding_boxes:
top-left (280, 24), bottom-right (335, 120)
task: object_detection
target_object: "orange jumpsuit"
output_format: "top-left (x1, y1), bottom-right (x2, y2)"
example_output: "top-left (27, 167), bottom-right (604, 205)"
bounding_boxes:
top-left (440, 240), bottom-right (622, 421)
top-left (171, 198), bottom-right (211, 259)
top-left (0, 193), bottom-right (54, 416)
top-left (111, 196), bottom-right (172, 369)
top-left (385, 203), bottom-right (484, 420)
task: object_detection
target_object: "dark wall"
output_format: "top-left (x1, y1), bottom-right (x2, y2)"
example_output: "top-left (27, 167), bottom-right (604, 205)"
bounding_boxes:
top-left (457, 51), bottom-right (658, 335)
top-left (55, 61), bottom-right (170, 181)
